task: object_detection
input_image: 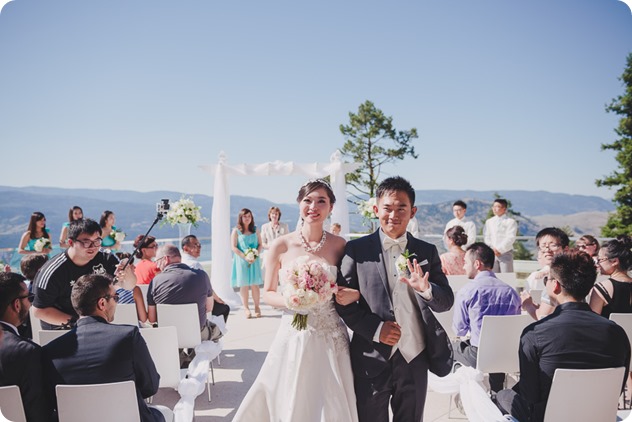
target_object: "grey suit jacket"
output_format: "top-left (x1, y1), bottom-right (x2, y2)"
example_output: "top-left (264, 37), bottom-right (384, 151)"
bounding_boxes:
top-left (336, 230), bottom-right (454, 378)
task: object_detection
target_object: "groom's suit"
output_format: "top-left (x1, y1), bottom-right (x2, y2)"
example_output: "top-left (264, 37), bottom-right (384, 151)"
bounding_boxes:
top-left (336, 230), bottom-right (454, 422)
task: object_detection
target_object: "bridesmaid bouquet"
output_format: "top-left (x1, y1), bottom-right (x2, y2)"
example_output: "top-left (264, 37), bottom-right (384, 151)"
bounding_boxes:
top-left (34, 237), bottom-right (52, 252)
top-left (244, 248), bottom-right (259, 264)
top-left (282, 256), bottom-right (338, 330)
top-left (110, 229), bottom-right (126, 243)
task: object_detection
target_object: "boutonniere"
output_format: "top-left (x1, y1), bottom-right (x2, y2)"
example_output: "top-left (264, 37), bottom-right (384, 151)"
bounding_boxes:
top-left (395, 249), bottom-right (417, 277)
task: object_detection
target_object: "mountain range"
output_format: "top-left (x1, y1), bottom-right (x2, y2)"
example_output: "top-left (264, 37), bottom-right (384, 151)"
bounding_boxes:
top-left (0, 185), bottom-right (614, 249)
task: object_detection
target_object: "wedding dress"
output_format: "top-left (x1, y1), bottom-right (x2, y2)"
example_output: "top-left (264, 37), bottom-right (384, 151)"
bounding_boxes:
top-left (233, 260), bottom-right (359, 422)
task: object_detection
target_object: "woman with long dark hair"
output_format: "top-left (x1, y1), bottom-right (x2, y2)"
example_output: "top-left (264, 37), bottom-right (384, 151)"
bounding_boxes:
top-left (18, 211), bottom-right (52, 255)
top-left (230, 208), bottom-right (263, 318)
top-left (59, 206), bottom-right (83, 249)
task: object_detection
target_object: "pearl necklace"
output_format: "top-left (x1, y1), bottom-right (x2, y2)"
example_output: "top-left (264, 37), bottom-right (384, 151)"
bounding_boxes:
top-left (299, 229), bottom-right (327, 253)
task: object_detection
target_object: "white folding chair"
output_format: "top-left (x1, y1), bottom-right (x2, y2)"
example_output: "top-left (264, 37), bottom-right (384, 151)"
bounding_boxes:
top-left (140, 326), bottom-right (185, 390)
top-left (447, 274), bottom-right (470, 292)
top-left (137, 284), bottom-right (150, 309)
top-left (29, 306), bottom-right (42, 345)
top-left (543, 367), bottom-right (625, 422)
top-left (476, 314), bottom-right (533, 390)
top-left (495, 272), bottom-right (519, 289)
top-left (38, 329), bottom-right (68, 346)
top-left (0, 385), bottom-right (26, 422)
top-left (56, 380), bottom-right (140, 422)
top-left (156, 303), bottom-right (215, 401)
top-left (112, 303), bottom-right (139, 326)
top-left (529, 289), bottom-right (543, 305)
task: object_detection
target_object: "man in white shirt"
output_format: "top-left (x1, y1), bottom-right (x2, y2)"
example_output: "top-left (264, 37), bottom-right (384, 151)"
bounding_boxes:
top-left (483, 199), bottom-right (518, 273)
top-left (181, 235), bottom-right (230, 322)
top-left (444, 200), bottom-right (476, 250)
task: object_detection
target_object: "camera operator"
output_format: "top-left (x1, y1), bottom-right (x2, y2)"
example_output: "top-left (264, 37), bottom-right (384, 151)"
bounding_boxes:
top-left (32, 219), bottom-right (137, 330)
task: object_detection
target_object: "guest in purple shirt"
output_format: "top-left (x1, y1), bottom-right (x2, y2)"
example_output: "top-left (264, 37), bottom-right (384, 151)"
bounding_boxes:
top-left (452, 242), bottom-right (521, 393)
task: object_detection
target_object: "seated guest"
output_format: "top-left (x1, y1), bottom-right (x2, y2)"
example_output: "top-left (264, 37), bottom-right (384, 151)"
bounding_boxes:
top-left (133, 235), bottom-right (160, 285)
top-left (440, 225), bottom-right (468, 275)
top-left (576, 234), bottom-right (600, 258)
top-left (18, 253), bottom-right (48, 338)
top-left (589, 235), bottom-right (632, 318)
top-left (452, 243), bottom-right (521, 393)
top-left (32, 219), bottom-right (135, 330)
top-left (43, 274), bottom-right (166, 422)
top-left (148, 245), bottom-right (217, 341)
top-left (0, 272), bottom-right (51, 422)
top-left (181, 235), bottom-right (230, 322)
top-left (521, 227), bottom-right (569, 321)
top-left (496, 250), bottom-right (631, 422)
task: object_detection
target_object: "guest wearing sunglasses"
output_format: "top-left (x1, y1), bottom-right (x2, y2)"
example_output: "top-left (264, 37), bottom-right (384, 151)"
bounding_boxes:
top-left (31, 219), bottom-right (136, 330)
top-left (43, 274), bottom-right (170, 422)
top-left (576, 234), bottom-right (600, 258)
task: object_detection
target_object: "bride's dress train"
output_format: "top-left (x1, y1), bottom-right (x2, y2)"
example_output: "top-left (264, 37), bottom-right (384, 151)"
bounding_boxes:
top-left (233, 265), bottom-right (358, 422)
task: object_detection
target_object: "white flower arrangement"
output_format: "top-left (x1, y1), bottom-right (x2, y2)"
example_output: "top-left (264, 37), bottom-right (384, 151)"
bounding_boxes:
top-left (33, 237), bottom-right (52, 252)
top-left (282, 255), bottom-right (339, 330)
top-left (358, 197), bottom-right (377, 220)
top-left (110, 229), bottom-right (126, 242)
top-left (395, 249), bottom-right (417, 278)
top-left (164, 196), bottom-right (207, 227)
top-left (244, 248), bottom-right (259, 264)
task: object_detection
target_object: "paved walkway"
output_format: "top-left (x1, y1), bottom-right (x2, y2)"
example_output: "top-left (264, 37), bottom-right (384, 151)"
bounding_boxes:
top-left (152, 303), bottom-right (462, 421)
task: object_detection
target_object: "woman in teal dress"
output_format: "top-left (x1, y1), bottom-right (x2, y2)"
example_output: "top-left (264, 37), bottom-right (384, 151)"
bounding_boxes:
top-left (59, 205), bottom-right (83, 248)
top-left (18, 211), bottom-right (53, 256)
top-left (231, 208), bottom-right (263, 319)
top-left (99, 210), bottom-right (121, 251)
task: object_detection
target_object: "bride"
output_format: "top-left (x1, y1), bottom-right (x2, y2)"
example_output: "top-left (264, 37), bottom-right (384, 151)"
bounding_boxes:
top-left (233, 179), bottom-right (360, 422)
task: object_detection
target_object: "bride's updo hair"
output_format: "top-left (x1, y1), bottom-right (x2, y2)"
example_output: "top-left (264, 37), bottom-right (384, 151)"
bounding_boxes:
top-left (297, 179), bottom-right (336, 205)
top-left (446, 226), bottom-right (468, 247)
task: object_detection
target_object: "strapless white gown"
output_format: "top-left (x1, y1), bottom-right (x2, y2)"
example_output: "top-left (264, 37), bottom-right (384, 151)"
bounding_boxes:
top-left (233, 264), bottom-right (359, 422)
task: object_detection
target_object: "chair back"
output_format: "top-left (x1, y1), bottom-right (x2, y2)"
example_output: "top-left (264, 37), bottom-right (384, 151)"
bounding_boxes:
top-left (495, 272), bottom-right (519, 289)
top-left (39, 329), bottom-right (68, 346)
top-left (0, 385), bottom-right (26, 422)
top-left (447, 275), bottom-right (470, 292)
top-left (609, 313), bottom-right (632, 365)
top-left (112, 303), bottom-right (139, 326)
top-left (529, 289), bottom-right (543, 305)
top-left (29, 306), bottom-right (41, 345)
top-left (137, 284), bottom-right (149, 308)
top-left (476, 314), bottom-right (533, 374)
top-left (431, 306), bottom-right (457, 340)
top-left (156, 303), bottom-right (201, 349)
top-left (56, 380), bottom-right (140, 422)
top-left (140, 326), bottom-right (182, 389)
top-left (543, 367), bottom-right (625, 422)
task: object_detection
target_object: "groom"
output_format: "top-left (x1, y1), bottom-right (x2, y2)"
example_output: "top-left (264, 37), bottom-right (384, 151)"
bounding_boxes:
top-left (336, 176), bottom-right (454, 422)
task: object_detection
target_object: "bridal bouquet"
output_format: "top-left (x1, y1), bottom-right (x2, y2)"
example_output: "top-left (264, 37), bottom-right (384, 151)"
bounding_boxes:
top-left (282, 256), bottom-right (338, 330)
top-left (164, 196), bottom-right (207, 227)
top-left (244, 248), bottom-right (259, 264)
top-left (110, 229), bottom-right (126, 243)
top-left (395, 249), bottom-right (416, 278)
top-left (33, 237), bottom-right (52, 252)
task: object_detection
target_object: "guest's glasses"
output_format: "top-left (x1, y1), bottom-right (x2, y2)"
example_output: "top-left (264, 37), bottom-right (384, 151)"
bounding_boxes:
top-left (538, 243), bottom-right (561, 252)
top-left (102, 294), bottom-right (120, 303)
top-left (16, 293), bottom-right (34, 301)
top-left (595, 256), bottom-right (611, 264)
top-left (578, 243), bottom-right (596, 250)
top-left (73, 237), bottom-right (103, 248)
top-left (144, 244), bottom-right (158, 249)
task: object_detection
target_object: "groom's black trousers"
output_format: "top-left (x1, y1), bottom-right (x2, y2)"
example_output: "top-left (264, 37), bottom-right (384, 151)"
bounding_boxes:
top-left (354, 349), bottom-right (429, 422)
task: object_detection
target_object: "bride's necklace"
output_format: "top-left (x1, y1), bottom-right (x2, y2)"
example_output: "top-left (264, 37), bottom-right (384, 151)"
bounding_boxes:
top-left (299, 229), bottom-right (327, 253)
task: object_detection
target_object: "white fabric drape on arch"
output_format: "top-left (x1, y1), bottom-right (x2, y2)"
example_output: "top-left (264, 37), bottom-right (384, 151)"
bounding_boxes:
top-left (199, 150), bottom-right (360, 307)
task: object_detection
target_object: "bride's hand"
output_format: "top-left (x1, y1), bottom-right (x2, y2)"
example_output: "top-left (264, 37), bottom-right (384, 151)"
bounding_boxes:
top-left (335, 287), bottom-right (360, 305)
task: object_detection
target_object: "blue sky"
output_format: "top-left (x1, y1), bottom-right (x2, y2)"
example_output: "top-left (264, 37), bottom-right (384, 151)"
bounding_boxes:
top-left (1, 0), bottom-right (631, 205)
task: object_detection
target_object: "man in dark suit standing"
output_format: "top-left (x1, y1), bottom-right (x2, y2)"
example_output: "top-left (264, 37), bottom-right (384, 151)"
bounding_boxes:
top-left (337, 176), bottom-right (454, 422)
top-left (43, 274), bottom-right (168, 422)
top-left (0, 272), bottom-right (51, 422)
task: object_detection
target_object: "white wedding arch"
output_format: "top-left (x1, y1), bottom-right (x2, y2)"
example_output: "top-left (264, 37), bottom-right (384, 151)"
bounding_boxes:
top-left (200, 150), bottom-right (360, 306)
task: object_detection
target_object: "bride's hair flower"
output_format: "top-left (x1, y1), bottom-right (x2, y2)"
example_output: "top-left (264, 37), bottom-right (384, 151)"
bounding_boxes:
top-left (163, 196), bottom-right (208, 227)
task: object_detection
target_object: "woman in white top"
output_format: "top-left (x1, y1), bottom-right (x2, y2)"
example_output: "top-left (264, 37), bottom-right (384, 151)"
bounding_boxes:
top-left (260, 206), bottom-right (290, 250)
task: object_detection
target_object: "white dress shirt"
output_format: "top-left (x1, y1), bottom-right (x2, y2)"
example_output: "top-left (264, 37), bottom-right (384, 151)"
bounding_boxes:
top-left (181, 252), bottom-right (203, 270)
top-left (483, 214), bottom-right (518, 254)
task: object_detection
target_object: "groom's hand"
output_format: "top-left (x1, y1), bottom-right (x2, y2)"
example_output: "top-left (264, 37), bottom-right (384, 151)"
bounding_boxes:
top-left (379, 321), bottom-right (401, 346)
top-left (399, 258), bottom-right (430, 293)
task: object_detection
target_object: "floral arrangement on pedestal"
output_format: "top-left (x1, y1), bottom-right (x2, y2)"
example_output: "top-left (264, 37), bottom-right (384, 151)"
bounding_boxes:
top-left (34, 237), bottom-right (52, 252)
top-left (164, 196), bottom-right (207, 227)
top-left (358, 197), bottom-right (378, 231)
